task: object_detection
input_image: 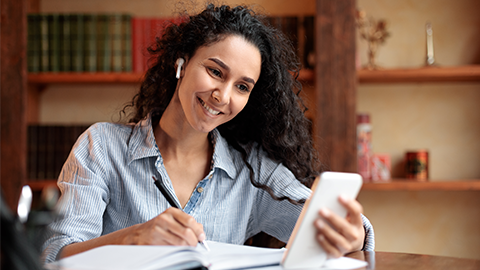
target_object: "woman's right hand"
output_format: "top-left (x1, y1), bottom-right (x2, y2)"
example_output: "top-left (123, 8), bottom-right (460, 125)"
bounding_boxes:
top-left (61, 207), bottom-right (205, 259)
top-left (125, 207), bottom-right (206, 246)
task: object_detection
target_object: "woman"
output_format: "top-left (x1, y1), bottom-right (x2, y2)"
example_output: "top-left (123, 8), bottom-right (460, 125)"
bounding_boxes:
top-left (42, 4), bottom-right (374, 263)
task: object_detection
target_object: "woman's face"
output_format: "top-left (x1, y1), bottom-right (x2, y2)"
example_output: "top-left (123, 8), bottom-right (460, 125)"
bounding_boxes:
top-left (177, 35), bottom-right (261, 133)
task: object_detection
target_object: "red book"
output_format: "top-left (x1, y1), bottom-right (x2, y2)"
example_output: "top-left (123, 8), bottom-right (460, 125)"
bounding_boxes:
top-left (131, 17), bottom-right (145, 73)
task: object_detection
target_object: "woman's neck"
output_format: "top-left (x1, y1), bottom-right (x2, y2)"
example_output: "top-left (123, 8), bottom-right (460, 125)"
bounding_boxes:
top-left (154, 102), bottom-right (211, 161)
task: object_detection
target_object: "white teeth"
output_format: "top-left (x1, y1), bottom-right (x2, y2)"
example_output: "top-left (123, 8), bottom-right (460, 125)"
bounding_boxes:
top-left (199, 98), bottom-right (220, 115)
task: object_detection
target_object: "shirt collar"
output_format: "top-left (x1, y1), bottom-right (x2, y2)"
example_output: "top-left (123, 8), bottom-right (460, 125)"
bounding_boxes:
top-left (127, 116), bottom-right (160, 164)
top-left (210, 129), bottom-right (238, 179)
top-left (127, 116), bottom-right (238, 179)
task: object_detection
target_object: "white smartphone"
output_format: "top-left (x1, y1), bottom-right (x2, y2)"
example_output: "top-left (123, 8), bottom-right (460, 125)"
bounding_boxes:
top-left (281, 171), bottom-right (363, 269)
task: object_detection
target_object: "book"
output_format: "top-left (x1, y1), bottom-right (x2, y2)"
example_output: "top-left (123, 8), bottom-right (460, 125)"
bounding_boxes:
top-left (97, 14), bottom-right (111, 72)
top-left (60, 14), bottom-right (72, 72)
top-left (27, 14), bottom-right (40, 73)
top-left (48, 14), bottom-right (61, 72)
top-left (84, 14), bottom-right (98, 72)
top-left (121, 14), bottom-right (132, 72)
top-left (111, 13), bottom-right (123, 72)
top-left (39, 14), bottom-right (50, 72)
top-left (45, 241), bottom-right (284, 270)
top-left (303, 16), bottom-right (315, 69)
top-left (131, 17), bottom-right (144, 73)
top-left (70, 14), bottom-right (85, 72)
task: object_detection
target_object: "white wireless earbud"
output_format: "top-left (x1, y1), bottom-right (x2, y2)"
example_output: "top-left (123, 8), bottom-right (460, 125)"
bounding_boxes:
top-left (176, 58), bottom-right (185, 79)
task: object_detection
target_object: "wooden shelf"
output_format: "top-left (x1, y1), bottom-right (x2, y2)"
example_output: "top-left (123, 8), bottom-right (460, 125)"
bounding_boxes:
top-left (28, 70), bottom-right (317, 85)
top-left (357, 65), bottom-right (480, 83)
top-left (27, 179), bottom-right (480, 192)
top-left (362, 180), bottom-right (480, 191)
top-left (28, 72), bottom-right (145, 85)
top-left (27, 65), bottom-right (480, 85)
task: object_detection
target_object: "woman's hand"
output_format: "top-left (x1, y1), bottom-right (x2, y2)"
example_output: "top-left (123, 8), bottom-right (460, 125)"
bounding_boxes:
top-left (61, 207), bottom-right (205, 259)
top-left (125, 207), bottom-right (205, 246)
top-left (314, 196), bottom-right (365, 258)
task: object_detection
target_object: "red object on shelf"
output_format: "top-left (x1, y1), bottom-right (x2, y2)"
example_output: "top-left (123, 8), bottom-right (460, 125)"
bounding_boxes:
top-left (357, 113), bottom-right (372, 181)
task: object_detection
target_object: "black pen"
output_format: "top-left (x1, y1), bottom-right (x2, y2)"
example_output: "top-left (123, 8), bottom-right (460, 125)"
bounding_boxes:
top-left (152, 176), bottom-right (210, 252)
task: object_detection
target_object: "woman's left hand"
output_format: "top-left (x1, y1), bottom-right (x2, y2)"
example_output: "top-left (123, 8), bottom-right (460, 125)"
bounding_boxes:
top-left (314, 195), bottom-right (365, 258)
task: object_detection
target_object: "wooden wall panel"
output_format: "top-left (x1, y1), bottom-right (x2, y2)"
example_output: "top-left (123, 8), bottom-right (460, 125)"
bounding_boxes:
top-left (314, 0), bottom-right (357, 172)
top-left (1, 0), bottom-right (28, 211)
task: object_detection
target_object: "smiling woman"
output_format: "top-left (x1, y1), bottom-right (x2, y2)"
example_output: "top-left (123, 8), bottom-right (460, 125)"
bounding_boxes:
top-left (41, 3), bottom-right (374, 265)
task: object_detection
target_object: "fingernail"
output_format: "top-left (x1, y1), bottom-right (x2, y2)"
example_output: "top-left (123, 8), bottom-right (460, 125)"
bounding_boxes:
top-left (339, 194), bottom-right (350, 202)
top-left (320, 208), bottom-right (330, 217)
top-left (316, 219), bottom-right (324, 228)
top-left (198, 233), bottom-right (206, 242)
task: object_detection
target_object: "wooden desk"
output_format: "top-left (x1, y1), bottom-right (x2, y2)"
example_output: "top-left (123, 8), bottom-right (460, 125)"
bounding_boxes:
top-left (347, 251), bottom-right (480, 270)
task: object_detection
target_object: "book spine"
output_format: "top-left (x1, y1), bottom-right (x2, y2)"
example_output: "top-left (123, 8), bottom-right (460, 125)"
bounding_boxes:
top-left (142, 18), bottom-right (151, 71)
top-left (45, 126), bottom-right (56, 179)
top-left (283, 16), bottom-right (299, 53)
top-left (53, 125), bottom-right (65, 179)
top-left (27, 125), bottom-right (38, 180)
top-left (60, 14), bottom-right (72, 72)
top-left (37, 125), bottom-right (46, 179)
top-left (131, 17), bottom-right (144, 73)
top-left (122, 14), bottom-right (132, 72)
top-left (303, 16), bottom-right (315, 69)
top-left (39, 14), bottom-right (50, 72)
top-left (84, 14), bottom-right (98, 72)
top-left (48, 14), bottom-right (61, 73)
top-left (71, 14), bottom-right (85, 72)
top-left (97, 14), bottom-right (111, 72)
top-left (27, 14), bottom-right (40, 73)
top-left (111, 14), bottom-right (123, 72)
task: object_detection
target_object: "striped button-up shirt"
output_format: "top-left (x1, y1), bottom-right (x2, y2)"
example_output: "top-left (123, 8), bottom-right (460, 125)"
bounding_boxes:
top-left (42, 117), bottom-right (374, 263)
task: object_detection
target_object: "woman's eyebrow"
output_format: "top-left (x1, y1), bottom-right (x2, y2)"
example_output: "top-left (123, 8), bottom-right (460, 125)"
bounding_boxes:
top-left (208, 58), bottom-right (230, 71)
top-left (208, 57), bottom-right (256, 85)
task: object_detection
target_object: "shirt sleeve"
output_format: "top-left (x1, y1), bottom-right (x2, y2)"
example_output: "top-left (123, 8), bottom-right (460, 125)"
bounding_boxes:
top-left (41, 124), bottom-right (110, 263)
top-left (249, 145), bottom-right (375, 250)
top-left (361, 214), bottom-right (375, 251)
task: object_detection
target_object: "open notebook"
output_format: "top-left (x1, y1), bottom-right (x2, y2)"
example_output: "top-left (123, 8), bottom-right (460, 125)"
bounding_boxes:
top-left (44, 241), bottom-right (284, 270)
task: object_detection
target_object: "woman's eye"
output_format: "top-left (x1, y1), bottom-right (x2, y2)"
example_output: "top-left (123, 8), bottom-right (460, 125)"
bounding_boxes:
top-left (208, 68), bottom-right (222, 77)
top-left (237, 84), bottom-right (250, 93)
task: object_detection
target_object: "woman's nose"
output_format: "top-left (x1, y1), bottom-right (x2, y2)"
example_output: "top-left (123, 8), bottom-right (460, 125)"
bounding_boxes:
top-left (211, 86), bottom-right (231, 105)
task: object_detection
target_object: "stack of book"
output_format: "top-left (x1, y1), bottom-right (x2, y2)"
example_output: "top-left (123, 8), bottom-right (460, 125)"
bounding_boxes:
top-left (27, 13), bottom-right (132, 73)
top-left (27, 125), bottom-right (91, 180)
top-left (27, 14), bottom-right (316, 74)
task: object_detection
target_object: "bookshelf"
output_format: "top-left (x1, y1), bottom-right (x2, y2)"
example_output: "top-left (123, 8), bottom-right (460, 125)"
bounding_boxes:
top-left (3, 0), bottom-right (479, 212)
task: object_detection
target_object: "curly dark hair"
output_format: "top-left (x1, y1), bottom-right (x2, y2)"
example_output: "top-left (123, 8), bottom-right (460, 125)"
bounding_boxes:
top-left (123, 3), bottom-right (323, 204)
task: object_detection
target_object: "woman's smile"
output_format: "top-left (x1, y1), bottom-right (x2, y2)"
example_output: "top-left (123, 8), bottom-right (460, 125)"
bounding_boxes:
top-left (198, 97), bottom-right (221, 116)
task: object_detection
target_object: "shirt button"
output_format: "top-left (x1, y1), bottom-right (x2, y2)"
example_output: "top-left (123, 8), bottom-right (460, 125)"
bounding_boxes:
top-left (197, 187), bottom-right (204, 193)
top-left (208, 174), bottom-right (213, 180)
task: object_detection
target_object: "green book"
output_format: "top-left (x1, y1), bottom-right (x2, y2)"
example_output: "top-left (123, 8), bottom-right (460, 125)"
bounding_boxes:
top-left (60, 14), bottom-right (71, 72)
top-left (84, 14), bottom-right (98, 72)
top-left (121, 14), bottom-right (132, 72)
top-left (48, 13), bottom-right (61, 72)
top-left (97, 14), bottom-right (111, 72)
top-left (70, 14), bottom-right (84, 72)
top-left (110, 13), bottom-right (122, 72)
top-left (27, 14), bottom-right (40, 73)
top-left (39, 14), bottom-right (49, 72)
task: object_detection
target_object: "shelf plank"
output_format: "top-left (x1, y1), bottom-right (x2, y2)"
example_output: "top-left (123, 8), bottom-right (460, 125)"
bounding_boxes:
top-left (27, 179), bottom-right (480, 192)
top-left (27, 180), bottom-right (58, 191)
top-left (362, 180), bottom-right (480, 191)
top-left (28, 72), bottom-right (144, 84)
top-left (358, 65), bottom-right (480, 83)
top-left (27, 65), bottom-right (480, 85)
